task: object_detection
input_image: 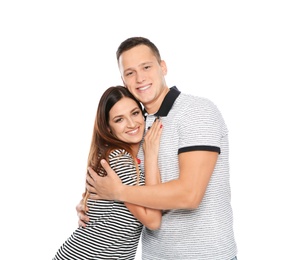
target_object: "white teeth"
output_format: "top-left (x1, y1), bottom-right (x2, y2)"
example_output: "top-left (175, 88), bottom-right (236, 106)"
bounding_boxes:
top-left (138, 85), bottom-right (150, 91)
top-left (128, 129), bottom-right (138, 134)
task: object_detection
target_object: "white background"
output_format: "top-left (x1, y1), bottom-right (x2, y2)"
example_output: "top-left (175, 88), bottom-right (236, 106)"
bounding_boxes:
top-left (1, 1), bottom-right (281, 259)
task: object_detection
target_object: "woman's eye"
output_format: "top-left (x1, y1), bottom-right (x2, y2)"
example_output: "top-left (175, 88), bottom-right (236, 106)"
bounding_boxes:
top-left (133, 110), bottom-right (140, 116)
top-left (114, 118), bottom-right (123, 123)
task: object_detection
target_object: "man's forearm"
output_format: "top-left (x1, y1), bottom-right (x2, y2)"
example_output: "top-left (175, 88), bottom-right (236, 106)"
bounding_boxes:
top-left (118, 179), bottom-right (194, 210)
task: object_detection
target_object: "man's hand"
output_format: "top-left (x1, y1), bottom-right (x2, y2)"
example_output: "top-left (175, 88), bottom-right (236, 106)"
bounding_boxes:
top-left (76, 193), bottom-right (89, 228)
top-left (86, 159), bottom-right (123, 201)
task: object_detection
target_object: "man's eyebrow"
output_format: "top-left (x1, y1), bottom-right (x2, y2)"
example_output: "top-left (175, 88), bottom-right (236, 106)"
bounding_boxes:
top-left (124, 62), bottom-right (153, 72)
top-left (139, 61), bottom-right (153, 66)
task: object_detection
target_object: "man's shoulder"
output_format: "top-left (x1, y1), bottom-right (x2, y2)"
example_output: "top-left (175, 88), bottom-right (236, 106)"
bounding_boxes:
top-left (176, 92), bottom-right (216, 109)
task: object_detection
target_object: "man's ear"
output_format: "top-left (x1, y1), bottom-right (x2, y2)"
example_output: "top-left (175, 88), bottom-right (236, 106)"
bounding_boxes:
top-left (121, 76), bottom-right (127, 88)
top-left (160, 60), bottom-right (168, 75)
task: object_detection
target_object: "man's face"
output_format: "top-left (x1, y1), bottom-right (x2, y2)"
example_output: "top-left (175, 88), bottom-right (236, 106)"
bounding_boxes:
top-left (118, 45), bottom-right (168, 113)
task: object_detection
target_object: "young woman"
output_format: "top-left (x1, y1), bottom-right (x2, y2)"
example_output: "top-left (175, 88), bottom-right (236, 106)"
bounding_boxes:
top-left (53, 86), bottom-right (162, 260)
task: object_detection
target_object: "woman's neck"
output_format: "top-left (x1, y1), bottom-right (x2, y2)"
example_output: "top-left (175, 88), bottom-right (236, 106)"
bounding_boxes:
top-left (131, 143), bottom-right (141, 158)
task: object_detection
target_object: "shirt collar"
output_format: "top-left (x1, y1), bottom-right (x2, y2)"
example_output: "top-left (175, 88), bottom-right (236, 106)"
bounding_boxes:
top-left (144, 86), bottom-right (181, 117)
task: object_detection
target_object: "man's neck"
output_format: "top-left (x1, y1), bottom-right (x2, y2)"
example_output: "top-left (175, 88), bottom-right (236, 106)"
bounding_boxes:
top-left (144, 87), bottom-right (170, 114)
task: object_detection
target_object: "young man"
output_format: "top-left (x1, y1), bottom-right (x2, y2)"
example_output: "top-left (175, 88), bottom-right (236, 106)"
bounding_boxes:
top-left (78, 37), bottom-right (237, 260)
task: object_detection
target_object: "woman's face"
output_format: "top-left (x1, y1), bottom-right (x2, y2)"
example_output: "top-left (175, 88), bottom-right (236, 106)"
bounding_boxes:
top-left (108, 97), bottom-right (144, 145)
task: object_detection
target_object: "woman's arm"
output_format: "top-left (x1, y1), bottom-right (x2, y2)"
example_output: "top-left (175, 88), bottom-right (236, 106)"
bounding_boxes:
top-left (124, 119), bottom-right (163, 230)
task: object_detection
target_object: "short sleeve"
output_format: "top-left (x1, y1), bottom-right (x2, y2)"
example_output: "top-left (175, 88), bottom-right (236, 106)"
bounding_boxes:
top-left (108, 149), bottom-right (144, 186)
top-left (178, 97), bottom-right (228, 153)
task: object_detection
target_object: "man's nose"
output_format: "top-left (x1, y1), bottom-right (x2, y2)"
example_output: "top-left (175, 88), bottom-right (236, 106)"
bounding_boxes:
top-left (136, 71), bottom-right (145, 83)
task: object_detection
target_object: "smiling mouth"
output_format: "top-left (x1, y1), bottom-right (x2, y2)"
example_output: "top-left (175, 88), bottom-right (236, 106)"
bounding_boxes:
top-left (137, 85), bottom-right (150, 91)
top-left (127, 128), bottom-right (139, 135)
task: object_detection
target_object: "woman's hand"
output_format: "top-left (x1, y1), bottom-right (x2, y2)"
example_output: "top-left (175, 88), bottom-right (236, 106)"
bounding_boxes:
top-left (142, 118), bottom-right (162, 185)
top-left (142, 118), bottom-right (163, 158)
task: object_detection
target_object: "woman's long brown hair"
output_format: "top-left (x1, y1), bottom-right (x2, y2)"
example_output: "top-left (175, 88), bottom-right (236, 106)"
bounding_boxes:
top-left (84, 86), bottom-right (143, 206)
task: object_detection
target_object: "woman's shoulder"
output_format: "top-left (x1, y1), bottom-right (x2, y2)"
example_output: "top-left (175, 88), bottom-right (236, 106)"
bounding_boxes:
top-left (108, 149), bottom-right (131, 159)
top-left (108, 149), bottom-right (140, 185)
top-left (108, 149), bottom-right (134, 166)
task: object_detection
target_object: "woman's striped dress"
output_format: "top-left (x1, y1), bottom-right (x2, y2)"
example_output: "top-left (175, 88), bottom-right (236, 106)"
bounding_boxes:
top-left (53, 149), bottom-right (144, 260)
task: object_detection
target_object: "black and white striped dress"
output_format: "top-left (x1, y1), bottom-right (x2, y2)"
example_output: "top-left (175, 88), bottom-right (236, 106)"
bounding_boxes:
top-left (53, 149), bottom-right (144, 260)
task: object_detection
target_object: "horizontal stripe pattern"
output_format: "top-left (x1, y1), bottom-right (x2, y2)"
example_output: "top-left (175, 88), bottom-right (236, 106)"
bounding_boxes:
top-left (53, 149), bottom-right (144, 260)
top-left (138, 92), bottom-right (237, 260)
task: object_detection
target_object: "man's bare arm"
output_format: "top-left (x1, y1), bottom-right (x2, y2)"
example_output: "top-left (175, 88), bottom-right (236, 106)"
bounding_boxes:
top-left (87, 150), bottom-right (218, 210)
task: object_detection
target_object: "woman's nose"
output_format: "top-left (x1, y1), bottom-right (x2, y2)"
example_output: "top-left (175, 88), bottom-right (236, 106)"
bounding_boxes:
top-left (127, 117), bottom-right (136, 127)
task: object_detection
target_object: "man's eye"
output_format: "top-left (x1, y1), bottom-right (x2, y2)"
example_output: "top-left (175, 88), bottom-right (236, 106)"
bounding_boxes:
top-left (126, 71), bottom-right (133, 77)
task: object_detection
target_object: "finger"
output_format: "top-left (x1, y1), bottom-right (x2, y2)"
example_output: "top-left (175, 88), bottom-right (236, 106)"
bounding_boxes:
top-left (149, 122), bottom-right (158, 137)
top-left (85, 175), bottom-right (96, 193)
top-left (76, 199), bottom-right (89, 213)
top-left (87, 167), bottom-right (98, 179)
top-left (76, 202), bottom-right (83, 213)
top-left (144, 122), bottom-right (161, 146)
top-left (78, 211), bottom-right (90, 222)
top-left (100, 159), bottom-right (113, 175)
top-left (155, 120), bottom-right (163, 137)
top-left (88, 193), bottom-right (101, 200)
top-left (78, 219), bottom-right (87, 228)
top-left (78, 213), bottom-right (89, 228)
top-left (151, 118), bottom-right (162, 129)
top-left (86, 173), bottom-right (96, 188)
top-left (148, 119), bottom-right (162, 139)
